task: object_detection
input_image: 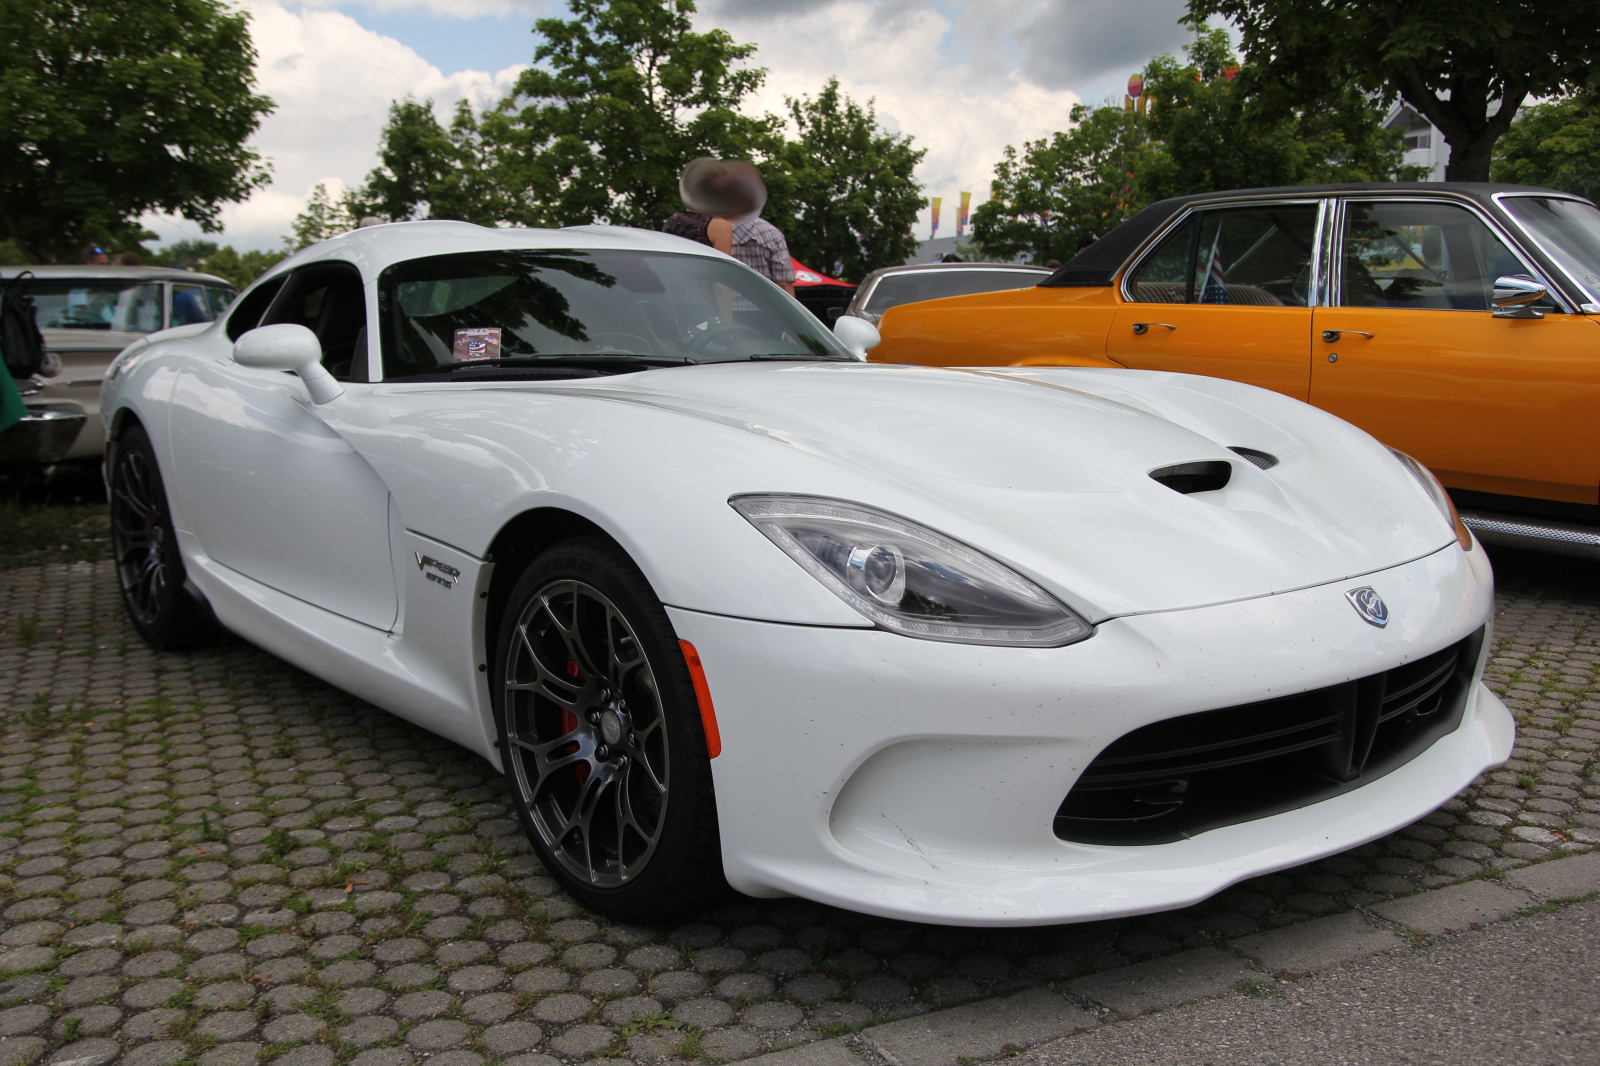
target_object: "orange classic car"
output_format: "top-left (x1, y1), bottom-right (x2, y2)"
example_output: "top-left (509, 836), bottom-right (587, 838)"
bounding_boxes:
top-left (870, 183), bottom-right (1600, 554)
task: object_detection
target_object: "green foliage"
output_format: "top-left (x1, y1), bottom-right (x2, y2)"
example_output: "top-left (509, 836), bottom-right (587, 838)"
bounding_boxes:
top-left (762, 78), bottom-right (925, 283)
top-left (350, 99), bottom-right (514, 226)
top-left (199, 246), bottom-right (289, 290)
top-left (289, 183), bottom-right (357, 251)
top-left (970, 103), bottom-right (1145, 266)
top-left (972, 27), bottom-right (1417, 266)
top-left (493, 0), bottom-right (782, 228)
top-left (0, 0), bottom-right (274, 262)
top-left (1136, 27), bottom-right (1420, 200)
top-left (151, 240), bottom-right (221, 269)
top-left (1492, 93), bottom-right (1600, 200)
top-left (1186, 0), bottom-right (1600, 182)
top-left (0, 240), bottom-right (26, 265)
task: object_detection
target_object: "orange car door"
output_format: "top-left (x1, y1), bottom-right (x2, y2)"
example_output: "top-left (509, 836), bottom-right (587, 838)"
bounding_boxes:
top-left (1311, 198), bottom-right (1600, 505)
top-left (1107, 201), bottom-right (1320, 400)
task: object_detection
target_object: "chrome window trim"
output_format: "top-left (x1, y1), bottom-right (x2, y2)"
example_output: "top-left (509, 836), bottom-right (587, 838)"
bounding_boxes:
top-left (1331, 193), bottom-right (1574, 315)
top-left (1491, 191), bottom-right (1600, 307)
top-left (1117, 199), bottom-right (1325, 305)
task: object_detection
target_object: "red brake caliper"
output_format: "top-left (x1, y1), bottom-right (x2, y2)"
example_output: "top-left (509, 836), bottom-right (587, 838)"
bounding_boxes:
top-left (563, 660), bottom-right (589, 784)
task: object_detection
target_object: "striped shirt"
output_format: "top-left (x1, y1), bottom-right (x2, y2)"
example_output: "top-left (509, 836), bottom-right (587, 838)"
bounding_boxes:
top-left (730, 218), bottom-right (794, 285)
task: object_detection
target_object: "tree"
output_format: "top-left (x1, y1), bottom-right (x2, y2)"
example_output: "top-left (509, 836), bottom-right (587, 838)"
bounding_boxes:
top-left (970, 28), bottom-right (1416, 266)
top-left (492, 0), bottom-right (782, 228)
top-left (969, 104), bottom-right (1145, 266)
top-left (351, 99), bottom-right (515, 226)
top-left (0, 0), bottom-right (274, 262)
top-left (1186, 0), bottom-right (1600, 182)
top-left (1136, 27), bottom-right (1419, 201)
top-left (151, 240), bottom-right (220, 269)
top-left (1492, 93), bottom-right (1600, 201)
top-left (287, 184), bottom-right (356, 251)
top-left (199, 246), bottom-right (288, 289)
top-left (762, 79), bottom-right (924, 283)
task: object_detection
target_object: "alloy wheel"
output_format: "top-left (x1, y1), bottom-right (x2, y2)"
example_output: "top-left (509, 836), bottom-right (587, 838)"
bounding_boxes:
top-left (502, 579), bottom-right (670, 886)
top-left (111, 445), bottom-right (169, 627)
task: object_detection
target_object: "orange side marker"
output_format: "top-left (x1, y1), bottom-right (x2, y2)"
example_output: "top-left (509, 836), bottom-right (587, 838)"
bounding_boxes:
top-left (679, 640), bottom-right (722, 758)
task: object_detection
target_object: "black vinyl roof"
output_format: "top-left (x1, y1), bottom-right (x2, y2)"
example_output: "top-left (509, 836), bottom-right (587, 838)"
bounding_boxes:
top-left (1039, 182), bottom-right (1582, 288)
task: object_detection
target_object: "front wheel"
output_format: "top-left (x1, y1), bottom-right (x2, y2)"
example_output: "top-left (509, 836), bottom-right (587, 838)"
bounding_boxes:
top-left (109, 424), bottom-right (217, 650)
top-left (493, 536), bottom-right (725, 921)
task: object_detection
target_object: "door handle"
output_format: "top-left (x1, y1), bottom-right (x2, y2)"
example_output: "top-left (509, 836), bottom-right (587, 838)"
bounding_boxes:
top-left (1132, 322), bottom-right (1177, 335)
top-left (1322, 329), bottom-right (1374, 342)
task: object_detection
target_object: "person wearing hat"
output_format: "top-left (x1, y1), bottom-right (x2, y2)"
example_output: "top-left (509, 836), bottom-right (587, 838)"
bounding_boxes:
top-left (673, 158), bottom-right (794, 295)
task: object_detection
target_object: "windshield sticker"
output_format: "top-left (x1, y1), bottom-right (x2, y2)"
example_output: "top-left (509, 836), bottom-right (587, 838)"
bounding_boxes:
top-left (452, 327), bottom-right (502, 362)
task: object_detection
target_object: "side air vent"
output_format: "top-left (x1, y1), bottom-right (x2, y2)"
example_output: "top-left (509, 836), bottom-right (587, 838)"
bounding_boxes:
top-left (1149, 460), bottom-right (1232, 494)
top-left (1228, 446), bottom-right (1279, 470)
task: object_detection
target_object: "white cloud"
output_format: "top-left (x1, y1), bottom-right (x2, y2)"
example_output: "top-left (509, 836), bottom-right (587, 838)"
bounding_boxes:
top-left (700, 2), bottom-right (1085, 239)
top-left (293, 0), bottom-right (546, 19)
top-left (144, 1), bottom-right (524, 252)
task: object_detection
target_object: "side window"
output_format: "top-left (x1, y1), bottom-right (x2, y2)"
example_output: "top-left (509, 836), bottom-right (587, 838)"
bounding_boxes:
top-left (1340, 200), bottom-right (1554, 312)
top-left (172, 283), bottom-right (236, 327)
top-left (224, 276), bottom-right (286, 341)
top-left (264, 263), bottom-right (370, 381)
top-left (1127, 204), bottom-right (1319, 306)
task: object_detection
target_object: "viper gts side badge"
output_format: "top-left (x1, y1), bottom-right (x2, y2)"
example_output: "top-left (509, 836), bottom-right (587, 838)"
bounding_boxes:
top-left (1346, 586), bottom-right (1389, 628)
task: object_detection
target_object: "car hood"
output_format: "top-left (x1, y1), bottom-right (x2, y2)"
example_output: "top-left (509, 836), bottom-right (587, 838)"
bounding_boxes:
top-left (572, 361), bottom-right (1455, 621)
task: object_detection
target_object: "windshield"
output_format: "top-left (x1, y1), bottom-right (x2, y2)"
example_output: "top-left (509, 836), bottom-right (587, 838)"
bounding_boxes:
top-left (378, 248), bottom-right (850, 379)
top-left (1500, 196), bottom-right (1600, 304)
top-left (863, 269), bottom-right (1045, 316)
top-left (27, 280), bottom-right (163, 333)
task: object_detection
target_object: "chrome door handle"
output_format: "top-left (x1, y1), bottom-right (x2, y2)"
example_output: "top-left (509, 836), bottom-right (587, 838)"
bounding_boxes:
top-left (1322, 329), bottom-right (1374, 342)
top-left (1132, 322), bottom-right (1177, 335)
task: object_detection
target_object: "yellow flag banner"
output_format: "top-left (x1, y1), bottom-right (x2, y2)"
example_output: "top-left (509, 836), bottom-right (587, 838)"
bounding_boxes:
top-left (957, 192), bottom-right (972, 237)
top-left (929, 197), bottom-right (942, 239)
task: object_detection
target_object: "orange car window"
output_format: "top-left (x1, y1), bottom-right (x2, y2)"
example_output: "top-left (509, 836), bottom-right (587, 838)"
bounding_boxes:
top-left (1126, 205), bottom-right (1317, 307)
top-left (1340, 201), bottom-right (1548, 312)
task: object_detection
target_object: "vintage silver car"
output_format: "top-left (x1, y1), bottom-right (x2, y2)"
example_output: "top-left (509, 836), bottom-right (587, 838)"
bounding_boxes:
top-left (842, 261), bottom-right (1052, 324)
top-left (1, 265), bottom-right (235, 468)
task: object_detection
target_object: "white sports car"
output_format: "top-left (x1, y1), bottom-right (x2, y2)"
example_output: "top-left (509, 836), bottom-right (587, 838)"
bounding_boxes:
top-left (99, 222), bottom-right (1513, 927)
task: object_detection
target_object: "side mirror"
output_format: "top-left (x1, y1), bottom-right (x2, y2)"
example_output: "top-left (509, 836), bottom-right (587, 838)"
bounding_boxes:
top-left (1492, 274), bottom-right (1547, 319)
top-left (233, 324), bottom-right (344, 404)
top-left (831, 315), bottom-right (881, 360)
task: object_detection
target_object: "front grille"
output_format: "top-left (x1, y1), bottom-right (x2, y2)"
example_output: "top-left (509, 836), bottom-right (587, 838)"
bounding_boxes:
top-left (1054, 627), bottom-right (1485, 845)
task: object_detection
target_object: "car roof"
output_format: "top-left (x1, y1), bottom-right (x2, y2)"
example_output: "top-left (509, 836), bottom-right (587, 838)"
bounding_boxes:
top-left (1042, 181), bottom-right (1589, 289)
top-left (0, 264), bottom-right (235, 286)
top-left (265, 220), bottom-right (730, 286)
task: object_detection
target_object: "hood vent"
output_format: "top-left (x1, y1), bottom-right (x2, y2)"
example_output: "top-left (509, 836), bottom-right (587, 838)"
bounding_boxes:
top-left (1229, 446), bottom-right (1279, 470)
top-left (1149, 460), bottom-right (1232, 494)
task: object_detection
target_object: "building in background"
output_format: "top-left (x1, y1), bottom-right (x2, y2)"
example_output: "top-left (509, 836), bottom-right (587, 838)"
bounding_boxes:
top-left (1384, 103), bottom-right (1447, 182)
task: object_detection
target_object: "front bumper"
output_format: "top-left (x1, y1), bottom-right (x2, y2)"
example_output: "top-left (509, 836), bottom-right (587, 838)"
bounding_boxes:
top-left (670, 542), bottom-right (1509, 926)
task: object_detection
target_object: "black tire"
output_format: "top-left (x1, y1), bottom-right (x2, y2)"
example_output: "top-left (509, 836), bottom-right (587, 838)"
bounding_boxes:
top-left (493, 536), bottom-right (725, 921)
top-left (110, 424), bottom-right (217, 650)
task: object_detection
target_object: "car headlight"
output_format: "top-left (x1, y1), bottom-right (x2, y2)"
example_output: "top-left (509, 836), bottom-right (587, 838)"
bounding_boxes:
top-left (1389, 449), bottom-right (1473, 551)
top-left (730, 495), bottom-right (1094, 647)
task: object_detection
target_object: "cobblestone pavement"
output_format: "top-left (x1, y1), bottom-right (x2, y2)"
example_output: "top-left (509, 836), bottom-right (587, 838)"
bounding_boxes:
top-left (0, 546), bottom-right (1593, 1066)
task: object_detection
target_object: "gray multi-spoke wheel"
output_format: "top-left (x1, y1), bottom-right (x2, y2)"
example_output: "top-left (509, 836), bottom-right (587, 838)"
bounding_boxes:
top-left (494, 537), bottom-right (724, 920)
top-left (503, 579), bottom-right (670, 886)
top-left (110, 425), bottom-right (216, 650)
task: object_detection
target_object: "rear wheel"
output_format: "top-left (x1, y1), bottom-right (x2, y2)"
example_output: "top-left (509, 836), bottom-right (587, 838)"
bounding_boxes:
top-left (494, 537), bottom-right (725, 921)
top-left (110, 425), bottom-right (216, 650)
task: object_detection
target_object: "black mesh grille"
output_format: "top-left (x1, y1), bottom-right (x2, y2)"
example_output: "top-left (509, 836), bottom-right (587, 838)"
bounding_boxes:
top-left (1055, 627), bottom-right (1485, 845)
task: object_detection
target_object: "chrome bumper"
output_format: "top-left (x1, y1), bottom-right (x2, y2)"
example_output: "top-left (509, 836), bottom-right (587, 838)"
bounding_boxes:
top-left (0, 404), bottom-right (89, 465)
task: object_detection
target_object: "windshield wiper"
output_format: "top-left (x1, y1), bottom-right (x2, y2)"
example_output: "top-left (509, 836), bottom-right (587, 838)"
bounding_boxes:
top-left (745, 353), bottom-right (852, 361)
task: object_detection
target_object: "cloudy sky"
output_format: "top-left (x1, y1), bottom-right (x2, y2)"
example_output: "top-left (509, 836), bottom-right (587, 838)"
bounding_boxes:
top-left (146, 0), bottom-right (1200, 252)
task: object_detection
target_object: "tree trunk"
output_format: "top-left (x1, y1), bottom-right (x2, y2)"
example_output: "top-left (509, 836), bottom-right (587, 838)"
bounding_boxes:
top-left (1444, 135), bottom-right (1497, 182)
